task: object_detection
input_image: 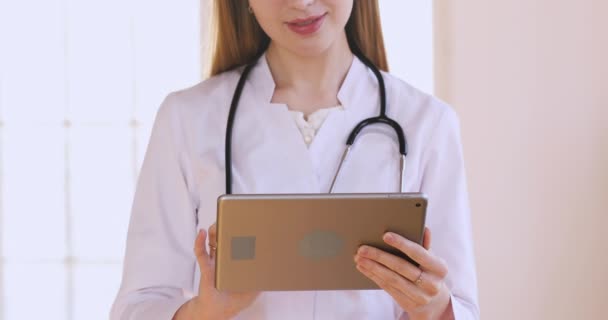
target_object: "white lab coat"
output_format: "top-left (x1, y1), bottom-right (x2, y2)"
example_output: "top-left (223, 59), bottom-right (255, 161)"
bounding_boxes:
top-left (110, 53), bottom-right (479, 320)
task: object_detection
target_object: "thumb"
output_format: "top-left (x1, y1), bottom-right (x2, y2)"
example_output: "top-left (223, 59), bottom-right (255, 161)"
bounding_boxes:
top-left (194, 229), bottom-right (215, 288)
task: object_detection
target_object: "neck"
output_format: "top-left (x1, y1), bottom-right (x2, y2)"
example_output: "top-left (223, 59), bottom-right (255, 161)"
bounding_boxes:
top-left (265, 34), bottom-right (354, 102)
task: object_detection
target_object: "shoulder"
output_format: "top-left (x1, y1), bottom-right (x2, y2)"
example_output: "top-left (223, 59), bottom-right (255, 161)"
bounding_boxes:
top-left (381, 71), bottom-right (461, 139)
top-left (162, 68), bottom-right (242, 116)
top-left (376, 72), bottom-right (463, 167)
top-left (384, 71), bottom-right (458, 123)
top-left (149, 68), bottom-right (243, 150)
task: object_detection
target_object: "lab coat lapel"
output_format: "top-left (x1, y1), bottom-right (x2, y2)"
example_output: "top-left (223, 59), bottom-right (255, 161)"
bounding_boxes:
top-left (230, 52), bottom-right (390, 194)
top-left (229, 55), bottom-right (320, 194)
top-left (306, 56), bottom-right (379, 192)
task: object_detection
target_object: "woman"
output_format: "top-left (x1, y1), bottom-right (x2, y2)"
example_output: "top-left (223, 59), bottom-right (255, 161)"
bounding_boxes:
top-left (111, 1), bottom-right (479, 319)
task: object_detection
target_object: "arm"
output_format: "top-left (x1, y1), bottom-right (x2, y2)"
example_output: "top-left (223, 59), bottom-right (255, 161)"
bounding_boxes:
top-left (110, 93), bottom-right (198, 320)
top-left (354, 106), bottom-right (479, 320)
top-left (418, 107), bottom-right (480, 319)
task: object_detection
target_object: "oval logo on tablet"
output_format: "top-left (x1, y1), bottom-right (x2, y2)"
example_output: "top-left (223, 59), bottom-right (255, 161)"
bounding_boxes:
top-left (299, 230), bottom-right (344, 260)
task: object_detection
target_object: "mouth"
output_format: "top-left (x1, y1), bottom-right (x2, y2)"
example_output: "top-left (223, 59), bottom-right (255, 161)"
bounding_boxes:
top-left (287, 13), bottom-right (327, 26)
top-left (285, 13), bottom-right (328, 36)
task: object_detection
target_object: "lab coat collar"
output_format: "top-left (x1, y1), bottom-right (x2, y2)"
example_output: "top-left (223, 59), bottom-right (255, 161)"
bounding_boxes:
top-left (248, 50), bottom-right (370, 109)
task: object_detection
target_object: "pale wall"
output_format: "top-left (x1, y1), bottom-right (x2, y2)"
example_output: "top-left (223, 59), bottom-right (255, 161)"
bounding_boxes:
top-left (434, 1), bottom-right (608, 319)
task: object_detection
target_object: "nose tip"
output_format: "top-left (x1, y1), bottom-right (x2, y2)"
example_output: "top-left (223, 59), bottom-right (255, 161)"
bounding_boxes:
top-left (288, 0), bottom-right (314, 10)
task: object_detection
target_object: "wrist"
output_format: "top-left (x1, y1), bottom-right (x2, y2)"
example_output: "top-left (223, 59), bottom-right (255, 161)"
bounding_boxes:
top-left (172, 298), bottom-right (198, 320)
top-left (409, 288), bottom-right (453, 320)
top-left (190, 298), bottom-right (231, 320)
top-left (438, 290), bottom-right (455, 320)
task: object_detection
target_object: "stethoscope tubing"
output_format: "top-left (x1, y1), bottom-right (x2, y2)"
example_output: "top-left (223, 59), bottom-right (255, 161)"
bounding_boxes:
top-left (225, 40), bottom-right (408, 195)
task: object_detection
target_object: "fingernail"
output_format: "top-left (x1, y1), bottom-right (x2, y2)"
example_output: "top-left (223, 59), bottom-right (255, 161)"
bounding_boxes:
top-left (358, 246), bottom-right (368, 255)
top-left (384, 233), bottom-right (393, 242)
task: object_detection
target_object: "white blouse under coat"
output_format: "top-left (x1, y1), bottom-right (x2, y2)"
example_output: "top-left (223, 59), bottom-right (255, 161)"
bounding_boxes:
top-left (290, 106), bottom-right (343, 146)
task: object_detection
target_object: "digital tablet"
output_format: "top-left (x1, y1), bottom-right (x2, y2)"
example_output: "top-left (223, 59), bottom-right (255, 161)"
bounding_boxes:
top-left (215, 193), bottom-right (427, 292)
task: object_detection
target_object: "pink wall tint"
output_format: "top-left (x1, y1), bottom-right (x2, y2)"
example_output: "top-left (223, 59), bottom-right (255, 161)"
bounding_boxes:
top-left (434, 0), bottom-right (608, 319)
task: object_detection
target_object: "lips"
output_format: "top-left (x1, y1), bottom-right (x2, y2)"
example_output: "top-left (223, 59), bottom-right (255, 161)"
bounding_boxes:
top-left (286, 13), bottom-right (327, 36)
top-left (287, 13), bottom-right (326, 25)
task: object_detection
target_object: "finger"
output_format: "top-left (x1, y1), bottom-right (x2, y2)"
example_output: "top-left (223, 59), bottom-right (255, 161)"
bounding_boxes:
top-left (356, 246), bottom-right (442, 296)
top-left (414, 271), bottom-right (444, 297)
top-left (194, 229), bottom-right (207, 263)
top-left (194, 229), bottom-right (214, 287)
top-left (422, 227), bottom-right (431, 250)
top-left (357, 245), bottom-right (420, 282)
top-left (208, 223), bottom-right (218, 259)
top-left (208, 223), bottom-right (217, 247)
top-left (383, 232), bottom-right (448, 277)
top-left (356, 264), bottom-right (418, 310)
top-left (356, 257), bottom-right (432, 307)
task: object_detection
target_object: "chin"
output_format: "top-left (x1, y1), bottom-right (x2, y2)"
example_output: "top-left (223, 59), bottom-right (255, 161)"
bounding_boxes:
top-left (283, 37), bottom-right (337, 58)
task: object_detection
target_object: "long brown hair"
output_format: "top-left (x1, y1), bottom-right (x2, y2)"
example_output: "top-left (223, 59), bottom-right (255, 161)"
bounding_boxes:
top-left (207, 1), bottom-right (388, 77)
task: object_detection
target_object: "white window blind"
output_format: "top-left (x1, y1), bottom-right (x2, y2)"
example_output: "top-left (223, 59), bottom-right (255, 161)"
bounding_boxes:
top-left (0, 0), bottom-right (201, 319)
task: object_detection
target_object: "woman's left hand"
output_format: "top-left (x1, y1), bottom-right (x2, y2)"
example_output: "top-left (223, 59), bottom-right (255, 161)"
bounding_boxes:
top-left (354, 227), bottom-right (454, 320)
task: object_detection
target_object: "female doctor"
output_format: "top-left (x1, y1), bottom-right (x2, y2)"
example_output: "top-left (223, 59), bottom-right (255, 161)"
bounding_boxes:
top-left (111, 0), bottom-right (479, 319)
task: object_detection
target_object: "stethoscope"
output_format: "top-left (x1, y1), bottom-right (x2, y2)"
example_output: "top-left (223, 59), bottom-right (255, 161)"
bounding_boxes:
top-left (224, 38), bottom-right (408, 195)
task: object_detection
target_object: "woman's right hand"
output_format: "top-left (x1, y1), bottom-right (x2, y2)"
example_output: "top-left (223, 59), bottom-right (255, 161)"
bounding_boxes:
top-left (173, 224), bottom-right (260, 320)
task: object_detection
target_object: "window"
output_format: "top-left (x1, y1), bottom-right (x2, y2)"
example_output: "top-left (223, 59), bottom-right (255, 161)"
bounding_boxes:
top-left (380, 1), bottom-right (435, 93)
top-left (0, 0), bottom-right (200, 319)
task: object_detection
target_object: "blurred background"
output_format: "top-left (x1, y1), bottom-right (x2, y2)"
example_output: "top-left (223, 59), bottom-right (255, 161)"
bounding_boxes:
top-left (0, 0), bottom-right (605, 319)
